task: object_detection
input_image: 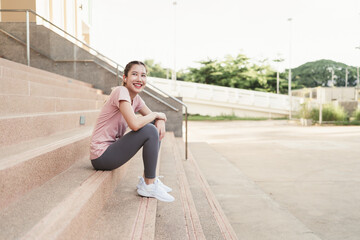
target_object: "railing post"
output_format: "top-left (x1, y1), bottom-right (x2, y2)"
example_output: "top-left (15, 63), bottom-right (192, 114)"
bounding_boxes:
top-left (26, 10), bottom-right (30, 66)
top-left (116, 64), bottom-right (121, 86)
top-left (185, 106), bottom-right (188, 160)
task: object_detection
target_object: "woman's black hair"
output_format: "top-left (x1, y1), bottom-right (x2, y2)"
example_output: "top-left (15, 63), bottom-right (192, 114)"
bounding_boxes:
top-left (123, 61), bottom-right (147, 77)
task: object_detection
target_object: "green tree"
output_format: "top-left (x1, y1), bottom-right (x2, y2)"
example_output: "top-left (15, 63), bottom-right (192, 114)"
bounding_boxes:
top-left (184, 54), bottom-right (289, 93)
top-left (144, 59), bottom-right (186, 80)
top-left (144, 59), bottom-right (169, 78)
top-left (291, 59), bottom-right (358, 88)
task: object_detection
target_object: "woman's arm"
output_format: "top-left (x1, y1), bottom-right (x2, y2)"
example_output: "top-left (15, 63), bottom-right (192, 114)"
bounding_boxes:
top-left (138, 104), bottom-right (166, 140)
top-left (119, 100), bottom-right (165, 131)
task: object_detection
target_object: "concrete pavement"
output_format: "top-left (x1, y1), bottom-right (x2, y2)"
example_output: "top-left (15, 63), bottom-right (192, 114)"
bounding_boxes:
top-left (188, 120), bottom-right (360, 240)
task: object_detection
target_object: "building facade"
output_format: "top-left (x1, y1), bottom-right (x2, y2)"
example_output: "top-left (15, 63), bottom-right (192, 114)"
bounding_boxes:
top-left (0, 0), bottom-right (92, 45)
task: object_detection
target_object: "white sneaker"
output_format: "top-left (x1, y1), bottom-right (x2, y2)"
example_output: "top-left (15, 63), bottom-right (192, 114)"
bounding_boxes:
top-left (155, 176), bottom-right (173, 193)
top-left (137, 180), bottom-right (175, 202)
top-left (137, 176), bottom-right (172, 193)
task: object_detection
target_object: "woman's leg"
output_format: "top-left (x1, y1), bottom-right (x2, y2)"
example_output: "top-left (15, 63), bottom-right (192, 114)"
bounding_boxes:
top-left (91, 124), bottom-right (159, 179)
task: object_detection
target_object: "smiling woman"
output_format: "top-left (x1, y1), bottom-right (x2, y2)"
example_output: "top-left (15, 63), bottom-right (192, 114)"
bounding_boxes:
top-left (89, 60), bottom-right (175, 202)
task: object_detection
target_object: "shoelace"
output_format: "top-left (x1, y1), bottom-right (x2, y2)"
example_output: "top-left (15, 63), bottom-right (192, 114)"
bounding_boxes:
top-left (138, 176), bottom-right (165, 181)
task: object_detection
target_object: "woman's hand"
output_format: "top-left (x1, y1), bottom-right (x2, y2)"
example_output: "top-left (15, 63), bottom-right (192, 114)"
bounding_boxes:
top-left (155, 112), bottom-right (167, 122)
top-left (155, 119), bottom-right (166, 140)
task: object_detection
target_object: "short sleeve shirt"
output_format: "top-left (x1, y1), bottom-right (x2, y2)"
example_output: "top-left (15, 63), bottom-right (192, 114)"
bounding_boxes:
top-left (90, 86), bottom-right (145, 159)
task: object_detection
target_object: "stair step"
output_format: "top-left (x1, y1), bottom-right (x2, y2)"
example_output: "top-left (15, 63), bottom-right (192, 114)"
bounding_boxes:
top-left (0, 127), bottom-right (92, 210)
top-left (0, 157), bottom-right (93, 239)
top-left (22, 165), bottom-right (128, 240)
top-left (155, 132), bottom-right (205, 240)
top-left (0, 75), bottom-right (106, 101)
top-left (0, 94), bottom-right (104, 116)
top-left (0, 57), bottom-right (95, 89)
top-left (175, 138), bottom-right (235, 239)
top-left (84, 132), bottom-right (206, 240)
top-left (28, 79), bottom-right (106, 100)
top-left (83, 130), bottom-right (169, 240)
top-left (83, 151), bottom-right (156, 240)
top-left (0, 76), bottom-right (29, 96)
top-left (0, 155), bottom-right (129, 240)
top-left (0, 110), bottom-right (99, 146)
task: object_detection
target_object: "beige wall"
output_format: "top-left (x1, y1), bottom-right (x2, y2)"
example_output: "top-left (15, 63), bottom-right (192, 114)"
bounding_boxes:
top-left (0, 0), bottom-right (36, 22)
top-left (0, 0), bottom-right (91, 45)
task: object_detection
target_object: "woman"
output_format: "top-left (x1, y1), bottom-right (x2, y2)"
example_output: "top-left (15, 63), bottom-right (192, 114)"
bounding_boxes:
top-left (90, 61), bottom-right (174, 202)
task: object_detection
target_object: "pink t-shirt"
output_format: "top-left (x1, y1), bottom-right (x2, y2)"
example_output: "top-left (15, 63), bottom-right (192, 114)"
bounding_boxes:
top-left (90, 86), bottom-right (145, 159)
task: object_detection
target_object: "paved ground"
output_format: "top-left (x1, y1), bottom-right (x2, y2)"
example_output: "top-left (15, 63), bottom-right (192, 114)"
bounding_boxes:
top-left (187, 120), bottom-right (360, 240)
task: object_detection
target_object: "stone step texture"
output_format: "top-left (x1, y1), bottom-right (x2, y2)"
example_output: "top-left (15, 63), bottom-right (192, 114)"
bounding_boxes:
top-left (0, 57), bottom-right (95, 89)
top-left (0, 127), bottom-right (92, 210)
top-left (176, 138), bottom-right (238, 240)
top-left (0, 58), bottom-right (131, 240)
top-left (0, 94), bottom-right (104, 116)
top-left (84, 133), bottom-right (237, 240)
top-left (83, 149), bottom-right (157, 240)
top-left (0, 110), bottom-right (99, 146)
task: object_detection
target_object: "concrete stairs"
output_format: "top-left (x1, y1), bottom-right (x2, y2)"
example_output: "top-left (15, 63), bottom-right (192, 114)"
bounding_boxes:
top-left (84, 132), bottom-right (238, 240)
top-left (0, 58), bottom-right (129, 239)
top-left (0, 22), bottom-right (118, 93)
top-left (0, 57), bottom-right (237, 239)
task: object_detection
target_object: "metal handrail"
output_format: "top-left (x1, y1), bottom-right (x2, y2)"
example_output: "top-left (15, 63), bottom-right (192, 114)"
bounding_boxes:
top-left (0, 9), bottom-right (189, 159)
top-left (0, 9), bottom-right (123, 70)
top-left (145, 82), bottom-right (189, 159)
top-left (143, 89), bottom-right (179, 112)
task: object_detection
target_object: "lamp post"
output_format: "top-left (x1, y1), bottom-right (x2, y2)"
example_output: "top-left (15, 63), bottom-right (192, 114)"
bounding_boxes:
top-left (287, 18), bottom-right (292, 119)
top-left (273, 56), bottom-right (284, 94)
top-left (345, 68), bottom-right (348, 87)
top-left (327, 67), bottom-right (335, 87)
top-left (356, 46), bottom-right (360, 87)
top-left (172, 1), bottom-right (177, 82)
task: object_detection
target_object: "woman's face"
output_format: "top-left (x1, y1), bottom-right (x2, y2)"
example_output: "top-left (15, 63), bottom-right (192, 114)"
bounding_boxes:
top-left (124, 64), bottom-right (147, 96)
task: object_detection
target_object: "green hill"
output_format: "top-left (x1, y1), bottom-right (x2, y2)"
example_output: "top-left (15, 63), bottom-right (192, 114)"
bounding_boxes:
top-left (291, 59), bottom-right (358, 89)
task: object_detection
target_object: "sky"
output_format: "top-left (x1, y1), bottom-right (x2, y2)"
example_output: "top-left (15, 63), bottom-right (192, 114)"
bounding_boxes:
top-left (91, 0), bottom-right (360, 71)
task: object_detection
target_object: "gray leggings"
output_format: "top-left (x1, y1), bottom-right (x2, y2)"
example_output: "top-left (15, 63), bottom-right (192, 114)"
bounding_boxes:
top-left (91, 124), bottom-right (160, 179)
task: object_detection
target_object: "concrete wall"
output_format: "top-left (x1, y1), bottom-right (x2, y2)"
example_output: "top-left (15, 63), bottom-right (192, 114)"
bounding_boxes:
top-left (292, 87), bottom-right (358, 102)
top-left (337, 101), bottom-right (358, 116)
top-left (0, 0), bottom-right (91, 45)
top-left (184, 98), bottom-right (286, 118)
top-left (147, 77), bottom-right (299, 118)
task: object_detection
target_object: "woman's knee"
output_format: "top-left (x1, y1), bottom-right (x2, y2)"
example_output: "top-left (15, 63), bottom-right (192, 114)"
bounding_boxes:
top-left (140, 123), bottom-right (159, 140)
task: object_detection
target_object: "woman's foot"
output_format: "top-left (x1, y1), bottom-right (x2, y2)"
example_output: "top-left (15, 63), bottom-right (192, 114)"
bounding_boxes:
top-left (137, 176), bottom-right (172, 192)
top-left (137, 179), bottom-right (175, 202)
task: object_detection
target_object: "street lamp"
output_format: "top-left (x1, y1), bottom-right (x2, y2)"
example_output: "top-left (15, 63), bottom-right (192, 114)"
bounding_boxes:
top-left (287, 18), bottom-right (292, 119)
